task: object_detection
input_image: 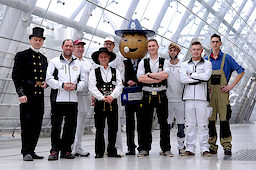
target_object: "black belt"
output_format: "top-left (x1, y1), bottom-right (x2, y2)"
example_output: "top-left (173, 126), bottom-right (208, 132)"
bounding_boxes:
top-left (143, 90), bottom-right (166, 95)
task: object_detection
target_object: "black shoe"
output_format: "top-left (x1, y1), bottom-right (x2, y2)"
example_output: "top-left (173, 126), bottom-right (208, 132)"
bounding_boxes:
top-left (209, 149), bottom-right (217, 154)
top-left (224, 149), bottom-right (232, 156)
top-left (32, 154), bottom-right (44, 159)
top-left (23, 154), bottom-right (33, 161)
top-left (95, 154), bottom-right (104, 158)
top-left (125, 149), bottom-right (136, 155)
top-left (48, 151), bottom-right (58, 161)
top-left (108, 154), bottom-right (122, 158)
top-left (60, 152), bottom-right (75, 159)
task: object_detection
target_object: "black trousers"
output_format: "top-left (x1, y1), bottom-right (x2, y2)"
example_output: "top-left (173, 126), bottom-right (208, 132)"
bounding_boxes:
top-left (50, 102), bottom-right (78, 154)
top-left (94, 99), bottom-right (118, 156)
top-left (20, 96), bottom-right (44, 155)
top-left (125, 103), bottom-right (141, 151)
top-left (137, 91), bottom-right (170, 152)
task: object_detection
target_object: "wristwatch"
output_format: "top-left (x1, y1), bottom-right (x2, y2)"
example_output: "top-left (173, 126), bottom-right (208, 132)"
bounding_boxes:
top-left (146, 72), bottom-right (151, 78)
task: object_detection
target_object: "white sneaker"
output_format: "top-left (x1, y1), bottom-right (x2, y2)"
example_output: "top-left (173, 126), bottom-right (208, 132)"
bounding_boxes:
top-left (73, 148), bottom-right (90, 157)
top-left (117, 150), bottom-right (124, 157)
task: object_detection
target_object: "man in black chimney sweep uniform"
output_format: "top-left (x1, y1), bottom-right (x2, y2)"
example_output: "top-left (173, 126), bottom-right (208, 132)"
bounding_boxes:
top-left (89, 47), bottom-right (123, 158)
top-left (12, 27), bottom-right (48, 161)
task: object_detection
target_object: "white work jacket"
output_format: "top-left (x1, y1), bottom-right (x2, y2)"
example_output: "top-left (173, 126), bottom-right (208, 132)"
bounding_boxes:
top-left (46, 54), bottom-right (86, 102)
top-left (180, 57), bottom-right (212, 101)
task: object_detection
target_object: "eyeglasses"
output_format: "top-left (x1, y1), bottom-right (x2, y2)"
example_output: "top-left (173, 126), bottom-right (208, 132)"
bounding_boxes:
top-left (104, 43), bottom-right (114, 46)
top-left (211, 41), bottom-right (220, 44)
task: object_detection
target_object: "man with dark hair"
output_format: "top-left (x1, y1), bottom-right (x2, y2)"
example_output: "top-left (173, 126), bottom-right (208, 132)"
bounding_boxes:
top-left (166, 43), bottom-right (186, 155)
top-left (89, 47), bottom-right (123, 158)
top-left (180, 41), bottom-right (212, 157)
top-left (206, 34), bottom-right (245, 156)
top-left (46, 39), bottom-right (86, 160)
top-left (12, 27), bottom-right (48, 161)
top-left (137, 39), bottom-right (172, 157)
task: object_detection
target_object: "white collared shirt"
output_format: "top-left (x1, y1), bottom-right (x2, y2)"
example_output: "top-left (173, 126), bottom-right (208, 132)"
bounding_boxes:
top-left (137, 54), bottom-right (170, 78)
top-left (89, 65), bottom-right (123, 100)
top-left (30, 46), bottom-right (40, 53)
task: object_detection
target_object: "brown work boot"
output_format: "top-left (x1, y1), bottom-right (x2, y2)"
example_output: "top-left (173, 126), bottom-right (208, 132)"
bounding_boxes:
top-left (202, 151), bottom-right (211, 157)
top-left (180, 151), bottom-right (195, 156)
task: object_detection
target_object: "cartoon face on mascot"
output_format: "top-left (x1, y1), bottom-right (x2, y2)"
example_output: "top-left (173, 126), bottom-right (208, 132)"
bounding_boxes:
top-left (115, 19), bottom-right (155, 59)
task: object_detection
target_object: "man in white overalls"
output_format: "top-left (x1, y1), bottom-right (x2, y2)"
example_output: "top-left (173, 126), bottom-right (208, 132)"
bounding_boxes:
top-left (166, 43), bottom-right (185, 155)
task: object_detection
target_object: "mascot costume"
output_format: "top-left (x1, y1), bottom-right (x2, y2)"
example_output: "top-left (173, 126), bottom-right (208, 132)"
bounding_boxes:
top-left (115, 19), bottom-right (155, 155)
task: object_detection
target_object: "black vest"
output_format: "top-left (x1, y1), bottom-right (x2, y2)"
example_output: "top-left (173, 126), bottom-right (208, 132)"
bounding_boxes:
top-left (95, 67), bottom-right (116, 96)
top-left (144, 57), bottom-right (167, 87)
top-left (123, 58), bottom-right (141, 87)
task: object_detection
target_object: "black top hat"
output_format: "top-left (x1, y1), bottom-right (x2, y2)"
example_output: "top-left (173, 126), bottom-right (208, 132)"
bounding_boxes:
top-left (29, 27), bottom-right (46, 40)
top-left (115, 19), bottom-right (155, 37)
top-left (91, 47), bottom-right (116, 65)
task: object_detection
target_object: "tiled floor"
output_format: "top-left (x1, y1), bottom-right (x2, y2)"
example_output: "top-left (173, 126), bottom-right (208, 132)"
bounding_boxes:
top-left (0, 123), bottom-right (256, 170)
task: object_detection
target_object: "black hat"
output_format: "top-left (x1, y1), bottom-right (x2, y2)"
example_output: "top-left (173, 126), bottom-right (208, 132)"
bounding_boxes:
top-left (91, 47), bottom-right (116, 65)
top-left (29, 27), bottom-right (46, 40)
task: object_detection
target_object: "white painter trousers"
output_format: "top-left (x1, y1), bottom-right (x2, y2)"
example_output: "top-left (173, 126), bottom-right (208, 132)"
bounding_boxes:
top-left (185, 100), bottom-right (211, 154)
top-left (168, 102), bottom-right (185, 150)
top-left (72, 93), bottom-right (91, 152)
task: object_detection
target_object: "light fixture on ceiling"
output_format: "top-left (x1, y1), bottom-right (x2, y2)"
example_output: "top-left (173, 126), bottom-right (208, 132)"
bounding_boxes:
top-left (57, 0), bottom-right (65, 5)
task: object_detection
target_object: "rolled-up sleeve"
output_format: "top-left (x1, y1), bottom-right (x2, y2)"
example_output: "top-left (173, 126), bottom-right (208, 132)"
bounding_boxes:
top-left (229, 56), bottom-right (245, 74)
top-left (137, 59), bottom-right (145, 79)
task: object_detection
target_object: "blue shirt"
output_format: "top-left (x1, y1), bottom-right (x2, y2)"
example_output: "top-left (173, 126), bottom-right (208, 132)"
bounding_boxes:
top-left (205, 50), bottom-right (245, 83)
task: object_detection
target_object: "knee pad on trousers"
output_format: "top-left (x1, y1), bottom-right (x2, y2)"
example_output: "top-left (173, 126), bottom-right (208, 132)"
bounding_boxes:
top-left (220, 121), bottom-right (231, 138)
top-left (177, 124), bottom-right (185, 138)
top-left (208, 120), bottom-right (216, 137)
top-left (226, 105), bottom-right (232, 121)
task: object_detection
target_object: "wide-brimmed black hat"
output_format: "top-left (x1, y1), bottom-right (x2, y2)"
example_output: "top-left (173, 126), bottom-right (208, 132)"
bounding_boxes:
top-left (91, 47), bottom-right (116, 64)
top-left (29, 27), bottom-right (46, 40)
top-left (115, 19), bottom-right (155, 37)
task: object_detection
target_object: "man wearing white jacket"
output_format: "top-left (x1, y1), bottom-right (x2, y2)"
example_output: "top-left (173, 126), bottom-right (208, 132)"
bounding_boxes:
top-left (166, 43), bottom-right (185, 155)
top-left (180, 41), bottom-right (212, 157)
top-left (46, 39), bottom-right (86, 160)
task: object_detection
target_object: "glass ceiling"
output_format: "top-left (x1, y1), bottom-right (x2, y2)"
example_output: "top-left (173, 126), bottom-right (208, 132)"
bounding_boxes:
top-left (32, 0), bottom-right (256, 74)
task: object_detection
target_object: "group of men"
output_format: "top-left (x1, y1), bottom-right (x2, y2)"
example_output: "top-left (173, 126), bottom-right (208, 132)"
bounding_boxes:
top-left (12, 27), bottom-right (244, 161)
